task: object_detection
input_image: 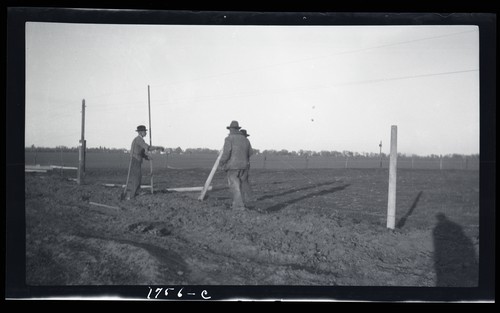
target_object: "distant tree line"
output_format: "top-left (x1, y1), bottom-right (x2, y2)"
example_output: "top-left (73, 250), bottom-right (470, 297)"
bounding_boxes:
top-left (27, 145), bottom-right (128, 153)
top-left (258, 149), bottom-right (479, 160)
top-left (25, 145), bottom-right (479, 159)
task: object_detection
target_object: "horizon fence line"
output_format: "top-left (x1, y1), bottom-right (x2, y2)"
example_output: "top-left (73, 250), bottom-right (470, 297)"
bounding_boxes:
top-left (25, 151), bottom-right (480, 171)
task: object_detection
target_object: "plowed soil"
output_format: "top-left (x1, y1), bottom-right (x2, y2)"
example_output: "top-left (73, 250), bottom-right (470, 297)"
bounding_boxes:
top-left (25, 167), bottom-right (480, 289)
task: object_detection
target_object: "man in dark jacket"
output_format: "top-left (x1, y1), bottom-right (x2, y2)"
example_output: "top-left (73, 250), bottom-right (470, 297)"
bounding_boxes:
top-left (219, 121), bottom-right (253, 210)
top-left (126, 125), bottom-right (163, 200)
top-left (239, 129), bottom-right (254, 204)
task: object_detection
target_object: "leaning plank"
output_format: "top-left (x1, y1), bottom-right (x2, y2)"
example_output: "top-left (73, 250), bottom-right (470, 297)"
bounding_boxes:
top-left (101, 184), bottom-right (153, 188)
top-left (89, 201), bottom-right (120, 210)
top-left (50, 165), bottom-right (78, 170)
top-left (199, 149), bottom-right (223, 201)
top-left (25, 169), bottom-right (48, 173)
top-left (100, 183), bottom-right (212, 192)
top-left (168, 186), bottom-right (212, 192)
top-left (25, 165), bottom-right (52, 170)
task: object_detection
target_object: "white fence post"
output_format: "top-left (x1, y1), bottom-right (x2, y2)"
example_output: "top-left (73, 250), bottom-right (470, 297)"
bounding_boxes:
top-left (387, 125), bottom-right (398, 229)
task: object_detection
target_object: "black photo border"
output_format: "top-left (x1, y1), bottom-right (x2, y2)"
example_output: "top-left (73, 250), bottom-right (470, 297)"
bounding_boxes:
top-left (5, 3), bottom-right (496, 302)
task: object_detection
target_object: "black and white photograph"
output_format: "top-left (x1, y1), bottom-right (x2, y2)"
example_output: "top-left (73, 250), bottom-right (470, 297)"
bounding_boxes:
top-left (6, 7), bottom-right (496, 302)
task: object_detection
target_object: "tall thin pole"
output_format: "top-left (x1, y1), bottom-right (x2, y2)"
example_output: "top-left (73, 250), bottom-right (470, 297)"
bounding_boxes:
top-left (77, 99), bottom-right (85, 184)
top-left (82, 99), bottom-right (86, 173)
top-left (387, 125), bottom-right (398, 229)
top-left (148, 85), bottom-right (153, 194)
top-left (379, 141), bottom-right (383, 168)
top-left (148, 85), bottom-right (152, 147)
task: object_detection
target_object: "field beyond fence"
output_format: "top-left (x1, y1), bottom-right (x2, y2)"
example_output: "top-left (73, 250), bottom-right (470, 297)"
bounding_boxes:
top-left (25, 151), bottom-right (479, 171)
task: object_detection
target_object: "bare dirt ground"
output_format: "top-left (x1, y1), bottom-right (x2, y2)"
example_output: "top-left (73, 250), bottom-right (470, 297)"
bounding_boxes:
top-left (25, 167), bottom-right (480, 291)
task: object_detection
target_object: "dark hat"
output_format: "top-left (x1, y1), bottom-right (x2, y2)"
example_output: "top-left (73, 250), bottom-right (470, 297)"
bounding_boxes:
top-left (226, 120), bottom-right (241, 129)
top-left (240, 129), bottom-right (250, 137)
top-left (136, 125), bottom-right (148, 132)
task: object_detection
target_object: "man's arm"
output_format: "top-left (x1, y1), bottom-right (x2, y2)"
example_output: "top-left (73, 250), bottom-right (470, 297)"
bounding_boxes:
top-left (136, 136), bottom-right (150, 150)
top-left (219, 137), bottom-right (232, 169)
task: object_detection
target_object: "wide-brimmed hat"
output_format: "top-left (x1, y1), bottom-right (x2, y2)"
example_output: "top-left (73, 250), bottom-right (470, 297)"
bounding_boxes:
top-left (226, 120), bottom-right (241, 129)
top-left (136, 125), bottom-right (148, 132)
top-left (240, 129), bottom-right (250, 137)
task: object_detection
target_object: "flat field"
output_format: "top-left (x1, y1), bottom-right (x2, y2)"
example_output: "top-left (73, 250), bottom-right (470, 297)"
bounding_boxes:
top-left (25, 151), bottom-right (479, 171)
top-left (25, 160), bottom-right (480, 288)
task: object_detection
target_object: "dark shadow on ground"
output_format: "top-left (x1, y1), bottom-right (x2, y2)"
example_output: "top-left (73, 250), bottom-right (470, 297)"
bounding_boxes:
top-left (433, 213), bottom-right (479, 287)
top-left (396, 191), bottom-right (423, 229)
top-left (257, 181), bottom-right (339, 201)
top-left (264, 184), bottom-right (350, 213)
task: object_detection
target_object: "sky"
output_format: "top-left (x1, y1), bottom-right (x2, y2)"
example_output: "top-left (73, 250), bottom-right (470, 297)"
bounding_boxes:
top-left (25, 22), bottom-right (479, 156)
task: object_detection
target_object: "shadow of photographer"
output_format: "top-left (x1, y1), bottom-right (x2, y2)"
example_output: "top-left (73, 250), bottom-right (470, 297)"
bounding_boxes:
top-left (433, 212), bottom-right (478, 287)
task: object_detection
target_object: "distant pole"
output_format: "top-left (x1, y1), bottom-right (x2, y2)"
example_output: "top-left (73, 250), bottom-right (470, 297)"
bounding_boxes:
top-left (77, 99), bottom-right (85, 184)
top-left (411, 154), bottom-right (414, 169)
top-left (345, 156), bottom-right (349, 169)
top-left (60, 147), bottom-right (64, 176)
top-left (82, 99), bottom-right (86, 173)
top-left (148, 85), bottom-right (154, 194)
top-left (379, 141), bottom-right (383, 168)
top-left (387, 125), bottom-right (397, 230)
top-left (439, 155), bottom-right (443, 170)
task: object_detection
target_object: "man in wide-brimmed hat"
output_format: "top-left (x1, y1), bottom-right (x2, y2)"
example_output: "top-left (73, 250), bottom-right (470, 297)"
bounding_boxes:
top-left (125, 125), bottom-right (163, 200)
top-left (239, 129), bottom-right (254, 204)
top-left (219, 121), bottom-right (253, 210)
top-left (240, 129), bottom-right (249, 137)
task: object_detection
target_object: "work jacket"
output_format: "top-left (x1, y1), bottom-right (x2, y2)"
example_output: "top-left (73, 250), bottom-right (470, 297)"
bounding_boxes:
top-left (130, 135), bottom-right (150, 162)
top-left (220, 131), bottom-right (253, 170)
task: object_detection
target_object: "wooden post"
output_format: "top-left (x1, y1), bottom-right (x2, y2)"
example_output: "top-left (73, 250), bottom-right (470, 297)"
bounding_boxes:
top-left (83, 139), bottom-right (86, 173)
top-left (387, 125), bottom-right (397, 230)
top-left (198, 150), bottom-right (223, 201)
top-left (77, 99), bottom-right (85, 184)
top-left (345, 156), bottom-right (349, 169)
top-left (77, 145), bottom-right (83, 184)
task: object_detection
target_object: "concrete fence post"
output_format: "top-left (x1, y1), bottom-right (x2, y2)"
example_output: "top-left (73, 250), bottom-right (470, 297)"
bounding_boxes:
top-left (387, 125), bottom-right (398, 229)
